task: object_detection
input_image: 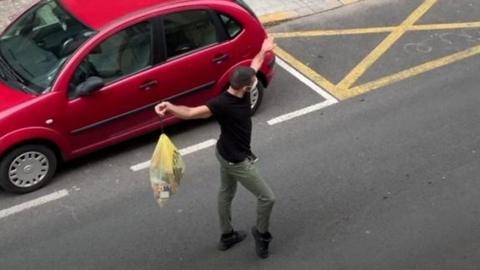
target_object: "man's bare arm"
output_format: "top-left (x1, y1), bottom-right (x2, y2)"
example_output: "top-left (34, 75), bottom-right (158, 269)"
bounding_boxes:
top-left (155, 102), bottom-right (212, 120)
top-left (250, 35), bottom-right (276, 72)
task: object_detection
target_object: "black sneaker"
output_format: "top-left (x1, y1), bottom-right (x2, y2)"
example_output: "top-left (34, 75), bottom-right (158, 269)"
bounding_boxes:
top-left (251, 227), bottom-right (272, 259)
top-left (218, 230), bottom-right (247, 251)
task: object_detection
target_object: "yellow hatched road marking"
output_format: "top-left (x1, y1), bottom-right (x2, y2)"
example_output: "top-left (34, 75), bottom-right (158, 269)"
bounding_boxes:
top-left (409, 21), bottom-right (480, 31)
top-left (273, 21), bottom-right (480, 38)
top-left (273, 0), bottom-right (480, 101)
top-left (335, 0), bottom-right (437, 92)
top-left (274, 47), bottom-right (337, 94)
top-left (273, 27), bottom-right (396, 38)
top-left (347, 44), bottom-right (480, 98)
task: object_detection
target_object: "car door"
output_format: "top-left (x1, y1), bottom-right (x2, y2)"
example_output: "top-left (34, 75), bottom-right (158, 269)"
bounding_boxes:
top-left (139, 9), bottom-right (237, 114)
top-left (62, 20), bottom-right (160, 152)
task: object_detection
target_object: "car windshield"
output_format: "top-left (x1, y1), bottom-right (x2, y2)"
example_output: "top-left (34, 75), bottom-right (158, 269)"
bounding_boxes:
top-left (0, 0), bottom-right (95, 94)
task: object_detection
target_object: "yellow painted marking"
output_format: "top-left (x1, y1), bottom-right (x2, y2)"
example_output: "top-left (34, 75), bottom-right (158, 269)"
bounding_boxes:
top-left (274, 47), bottom-right (337, 95)
top-left (274, 0), bottom-right (480, 101)
top-left (272, 27), bottom-right (396, 38)
top-left (345, 44), bottom-right (480, 98)
top-left (409, 21), bottom-right (480, 31)
top-left (259, 11), bottom-right (298, 25)
top-left (335, 0), bottom-right (437, 92)
top-left (341, 0), bottom-right (362, 4)
top-left (273, 21), bottom-right (480, 38)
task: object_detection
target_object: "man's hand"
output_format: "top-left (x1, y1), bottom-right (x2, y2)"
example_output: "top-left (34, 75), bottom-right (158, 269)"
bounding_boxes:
top-left (251, 35), bottom-right (276, 72)
top-left (261, 35), bottom-right (276, 52)
top-left (155, 101), bottom-right (171, 117)
top-left (155, 101), bottom-right (212, 120)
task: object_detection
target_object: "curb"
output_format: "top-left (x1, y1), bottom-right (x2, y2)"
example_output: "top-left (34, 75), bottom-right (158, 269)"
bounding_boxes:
top-left (259, 0), bottom-right (364, 26)
top-left (259, 11), bottom-right (299, 26)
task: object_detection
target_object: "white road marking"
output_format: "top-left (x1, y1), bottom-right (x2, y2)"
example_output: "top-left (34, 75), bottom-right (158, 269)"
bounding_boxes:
top-left (268, 58), bottom-right (339, 125)
top-left (179, 139), bottom-right (217, 156)
top-left (276, 57), bottom-right (339, 102)
top-left (130, 139), bottom-right (217, 172)
top-left (267, 99), bottom-right (337, 125)
top-left (0, 189), bottom-right (69, 220)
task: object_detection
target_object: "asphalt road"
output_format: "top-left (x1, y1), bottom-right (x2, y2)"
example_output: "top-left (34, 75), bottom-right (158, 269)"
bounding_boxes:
top-left (2, 1), bottom-right (480, 269)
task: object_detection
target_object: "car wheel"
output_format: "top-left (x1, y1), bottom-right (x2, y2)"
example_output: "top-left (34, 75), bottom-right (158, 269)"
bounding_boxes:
top-left (250, 79), bottom-right (264, 115)
top-left (0, 145), bottom-right (57, 194)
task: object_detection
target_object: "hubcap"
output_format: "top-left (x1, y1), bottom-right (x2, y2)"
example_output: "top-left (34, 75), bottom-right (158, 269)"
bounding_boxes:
top-left (250, 86), bottom-right (259, 109)
top-left (8, 151), bottom-right (49, 188)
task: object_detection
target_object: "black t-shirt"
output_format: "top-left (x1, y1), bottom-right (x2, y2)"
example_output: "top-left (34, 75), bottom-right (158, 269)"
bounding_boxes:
top-left (207, 91), bottom-right (252, 163)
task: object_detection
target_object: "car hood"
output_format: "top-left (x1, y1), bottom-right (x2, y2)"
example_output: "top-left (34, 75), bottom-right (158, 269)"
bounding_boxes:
top-left (0, 81), bottom-right (33, 112)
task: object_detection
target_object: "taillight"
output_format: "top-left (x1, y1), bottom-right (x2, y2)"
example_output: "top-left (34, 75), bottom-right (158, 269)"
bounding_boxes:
top-left (267, 52), bottom-right (276, 68)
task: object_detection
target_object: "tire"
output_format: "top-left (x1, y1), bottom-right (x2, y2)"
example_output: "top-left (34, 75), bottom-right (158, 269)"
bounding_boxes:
top-left (250, 79), bottom-right (264, 115)
top-left (0, 144), bottom-right (57, 194)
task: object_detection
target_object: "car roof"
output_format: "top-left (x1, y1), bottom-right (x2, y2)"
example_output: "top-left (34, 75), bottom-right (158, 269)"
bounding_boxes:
top-left (59, 0), bottom-right (233, 30)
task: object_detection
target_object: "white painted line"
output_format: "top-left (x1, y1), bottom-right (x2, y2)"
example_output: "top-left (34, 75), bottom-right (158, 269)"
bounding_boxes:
top-left (130, 139), bottom-right (217, 172)
top-left (0, 189), bottom-right (69, 220)
top-left (130, 162), bottom-right (150, 172)
top-left (276, 57), bottom-right (339, 102)
top-left (267, 57), bottom-right (339, 125)
top-left (267, 99), bottom-right (337, 125)
top-left (179, 139), bottom-right (217, 156)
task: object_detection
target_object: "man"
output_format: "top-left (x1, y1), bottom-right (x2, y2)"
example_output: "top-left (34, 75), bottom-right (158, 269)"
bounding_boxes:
top-left (155, 36), bottom-right (276, 259)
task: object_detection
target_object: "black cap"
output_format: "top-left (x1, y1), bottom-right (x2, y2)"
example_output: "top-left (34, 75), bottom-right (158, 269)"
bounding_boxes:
top-left (230, 66), bottom-right (256, 90)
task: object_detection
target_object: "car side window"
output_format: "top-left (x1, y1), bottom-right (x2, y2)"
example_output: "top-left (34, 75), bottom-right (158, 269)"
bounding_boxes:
top-left (69, 21), bottom-right (152, 98)
top-left (219, 13), bottom-right (243, 38)
top-left (163, 10), bottom-right (219, 58)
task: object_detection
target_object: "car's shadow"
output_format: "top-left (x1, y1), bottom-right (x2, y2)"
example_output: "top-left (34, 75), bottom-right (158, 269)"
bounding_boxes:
top-left (57, 118), bottom-right (216, 179)
top-left (0, 118), bottom-right (214, 198)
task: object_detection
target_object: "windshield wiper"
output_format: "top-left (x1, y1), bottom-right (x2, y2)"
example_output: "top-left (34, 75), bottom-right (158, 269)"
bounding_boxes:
top-left (0, 65), bottom-right (7, 80)
top-left (0, 51), bottom-right (27, 84)
top-left (0, 52), bottom-right (9, 81)
top-left (0, 52), bottom-right (36, 94)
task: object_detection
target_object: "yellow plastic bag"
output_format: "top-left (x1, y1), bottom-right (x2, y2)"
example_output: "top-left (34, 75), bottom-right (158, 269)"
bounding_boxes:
top-left (149, 134), bottom-right (185, 207)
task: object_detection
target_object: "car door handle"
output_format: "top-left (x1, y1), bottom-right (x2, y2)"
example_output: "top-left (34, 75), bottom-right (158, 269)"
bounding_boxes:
top-left (212, 53), bottom-right (229, 64)
top-left (139, 80), bottom-right (158, 91)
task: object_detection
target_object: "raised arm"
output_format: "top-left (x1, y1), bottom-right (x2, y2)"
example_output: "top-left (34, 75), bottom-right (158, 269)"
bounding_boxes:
top-left (155, 102), bottom-right (212, 120)
top-left (250, 35), bottom-right (276, 72)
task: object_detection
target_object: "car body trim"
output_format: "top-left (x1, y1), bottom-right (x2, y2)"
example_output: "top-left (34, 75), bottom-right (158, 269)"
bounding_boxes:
top-left (71, 80), bottom-right (216, 134)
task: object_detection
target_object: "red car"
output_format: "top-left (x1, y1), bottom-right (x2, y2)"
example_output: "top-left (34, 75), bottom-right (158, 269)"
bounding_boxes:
top-left (0, 0), bottom-right (275, 193)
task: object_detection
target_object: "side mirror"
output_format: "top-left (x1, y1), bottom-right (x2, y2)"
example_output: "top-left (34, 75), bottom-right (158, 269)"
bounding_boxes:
top-left (75, 76), bottom-right (104, 97)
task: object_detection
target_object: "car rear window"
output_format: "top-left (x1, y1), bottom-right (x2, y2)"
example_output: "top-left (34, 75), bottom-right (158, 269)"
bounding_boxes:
top-left (219, 13), bottom-right (243, 38)
top-left (234, 0), bottom-right (257, 18)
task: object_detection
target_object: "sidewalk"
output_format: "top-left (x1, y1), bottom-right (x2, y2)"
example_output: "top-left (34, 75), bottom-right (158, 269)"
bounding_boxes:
top-left (0, 0), bottom-right (34, 31)
top-left (0, 0), bottom-right (363, 31)
top-left (245, 0), bottom-right (363, 25)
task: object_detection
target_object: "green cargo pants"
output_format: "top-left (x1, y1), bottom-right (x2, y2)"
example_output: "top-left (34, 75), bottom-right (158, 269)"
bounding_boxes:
top-left (216, 151), bottom-right (275, 234)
